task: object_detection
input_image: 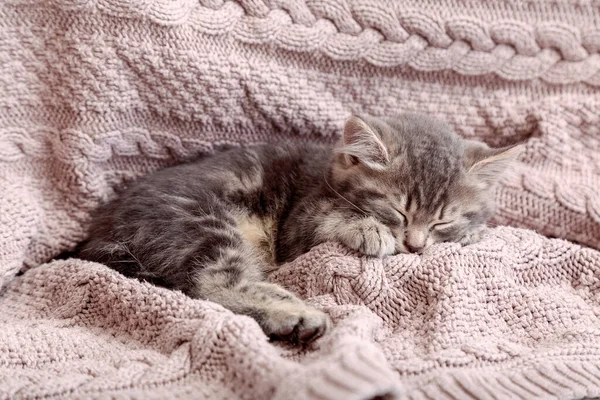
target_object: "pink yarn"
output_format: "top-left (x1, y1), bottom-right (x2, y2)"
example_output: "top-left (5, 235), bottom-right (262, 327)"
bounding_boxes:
top-left (1, 0), bottom-right (599, 398)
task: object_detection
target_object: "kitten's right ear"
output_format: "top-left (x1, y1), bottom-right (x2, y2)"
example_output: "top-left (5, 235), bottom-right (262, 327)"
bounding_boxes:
top-left (336, 116), bottom-right (390, 170)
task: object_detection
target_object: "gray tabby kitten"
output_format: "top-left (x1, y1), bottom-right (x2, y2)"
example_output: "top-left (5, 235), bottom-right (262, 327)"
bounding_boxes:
top-left (78, 114), bottom-right (520, 344)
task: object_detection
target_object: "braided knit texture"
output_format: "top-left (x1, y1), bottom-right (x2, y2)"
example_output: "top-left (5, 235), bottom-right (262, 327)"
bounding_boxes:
top-left (1, 0), bottom-right (600, 399)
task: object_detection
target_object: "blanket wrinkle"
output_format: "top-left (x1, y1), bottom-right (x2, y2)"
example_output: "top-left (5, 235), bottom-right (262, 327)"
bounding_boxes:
top-left (2, 0), bottom-right (600, 399)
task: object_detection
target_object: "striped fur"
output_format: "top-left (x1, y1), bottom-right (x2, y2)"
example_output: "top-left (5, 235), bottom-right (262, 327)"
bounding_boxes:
top-left (78, 114), bottom-right (519, 343)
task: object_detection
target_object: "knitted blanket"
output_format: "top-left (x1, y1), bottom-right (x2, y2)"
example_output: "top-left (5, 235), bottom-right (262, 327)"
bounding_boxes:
top-left (1, 0), bottom-right (600, 399)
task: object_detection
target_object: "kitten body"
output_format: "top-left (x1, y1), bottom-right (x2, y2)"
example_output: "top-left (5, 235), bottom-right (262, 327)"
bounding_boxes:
top-left (79, 114), bottom-right (520, 343)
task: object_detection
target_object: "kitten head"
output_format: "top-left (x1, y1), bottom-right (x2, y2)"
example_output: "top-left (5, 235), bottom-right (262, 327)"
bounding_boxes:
top-left (330, 114), bottom-right (522, 254)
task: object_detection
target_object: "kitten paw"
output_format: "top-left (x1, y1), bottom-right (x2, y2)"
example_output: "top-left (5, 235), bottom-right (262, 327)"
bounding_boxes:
top-left (342, 217), bottom-right (396, 257)
top-left (263, 304), bottom-right (330, 344)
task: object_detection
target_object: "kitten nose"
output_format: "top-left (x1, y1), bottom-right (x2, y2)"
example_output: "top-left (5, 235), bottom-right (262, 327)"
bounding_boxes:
top-left (404, 240), bottom-right (424, 254)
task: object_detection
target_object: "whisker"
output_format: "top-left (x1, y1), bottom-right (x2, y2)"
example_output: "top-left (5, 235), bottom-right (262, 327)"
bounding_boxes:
top-left (117, 241), bottom-right (146, 270)
top-left (323, 173), bottom-right (367, 216)
top-left (486, 221), bottom-right (500, 228)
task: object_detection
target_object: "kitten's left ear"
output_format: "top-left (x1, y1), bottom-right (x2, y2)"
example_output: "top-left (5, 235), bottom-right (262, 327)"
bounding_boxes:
top-left (464, 141), bottom-right (523, 187)
top-left (337, 116), bottom-right (390, 170)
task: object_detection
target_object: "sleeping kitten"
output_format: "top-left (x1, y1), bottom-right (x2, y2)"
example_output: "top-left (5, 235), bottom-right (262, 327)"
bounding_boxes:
top-left (78, 114), bottom-right (520, 344)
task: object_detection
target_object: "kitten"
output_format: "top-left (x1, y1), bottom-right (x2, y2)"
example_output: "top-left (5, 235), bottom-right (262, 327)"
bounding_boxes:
top-left (78, 114), bottom-right (520, 344)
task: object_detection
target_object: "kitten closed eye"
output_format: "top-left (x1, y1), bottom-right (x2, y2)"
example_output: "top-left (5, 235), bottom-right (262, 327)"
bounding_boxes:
top-left (394, 209), bottom-right (408, 225)
top-left (429, 221), bottom-right (454, 231)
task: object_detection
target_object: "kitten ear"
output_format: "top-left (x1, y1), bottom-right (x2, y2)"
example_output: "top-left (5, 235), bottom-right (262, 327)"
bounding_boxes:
top-left (337, 116), bottom-right (390, 170)
top-left (464, 141), bottom-right (523, 187)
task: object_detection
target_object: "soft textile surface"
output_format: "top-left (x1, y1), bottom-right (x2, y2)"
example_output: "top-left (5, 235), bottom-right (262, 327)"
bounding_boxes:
top-left (1, 0), bottom-right (600, 399)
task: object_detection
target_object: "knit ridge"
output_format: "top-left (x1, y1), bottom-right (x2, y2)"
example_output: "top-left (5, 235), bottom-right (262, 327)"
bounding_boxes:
top-left (15, 0), bottom-right (600, 85)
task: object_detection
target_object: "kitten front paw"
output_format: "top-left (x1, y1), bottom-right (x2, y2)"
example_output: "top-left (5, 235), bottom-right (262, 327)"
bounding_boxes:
top-left (262, 304), bottom-right (330, 344)
top-left (341, 217), bottom-right (396, 257)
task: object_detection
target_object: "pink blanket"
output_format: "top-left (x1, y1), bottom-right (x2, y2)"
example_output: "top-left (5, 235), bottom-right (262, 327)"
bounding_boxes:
top-left (1, 0), bottom-right (600, 399)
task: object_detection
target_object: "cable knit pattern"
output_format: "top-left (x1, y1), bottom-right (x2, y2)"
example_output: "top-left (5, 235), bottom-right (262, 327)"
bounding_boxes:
top-left (1, 0), bottom-right (600, 398)
top-left (16, 0), bottom-right (600, 85)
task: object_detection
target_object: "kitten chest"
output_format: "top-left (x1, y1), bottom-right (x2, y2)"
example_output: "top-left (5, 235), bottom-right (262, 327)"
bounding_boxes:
top-left (234, 213), bottom-right (278, 268)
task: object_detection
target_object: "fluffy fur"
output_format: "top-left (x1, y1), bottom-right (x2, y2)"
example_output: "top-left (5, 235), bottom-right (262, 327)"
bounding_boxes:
top-left (78, 114), bottom-right (520, 343)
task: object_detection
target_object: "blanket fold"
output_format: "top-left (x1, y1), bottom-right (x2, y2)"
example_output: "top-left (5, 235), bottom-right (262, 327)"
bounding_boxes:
top-left (2, 228), bottom-right (600, 399)
top-left (1, 0), bottom-right (600, 399)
